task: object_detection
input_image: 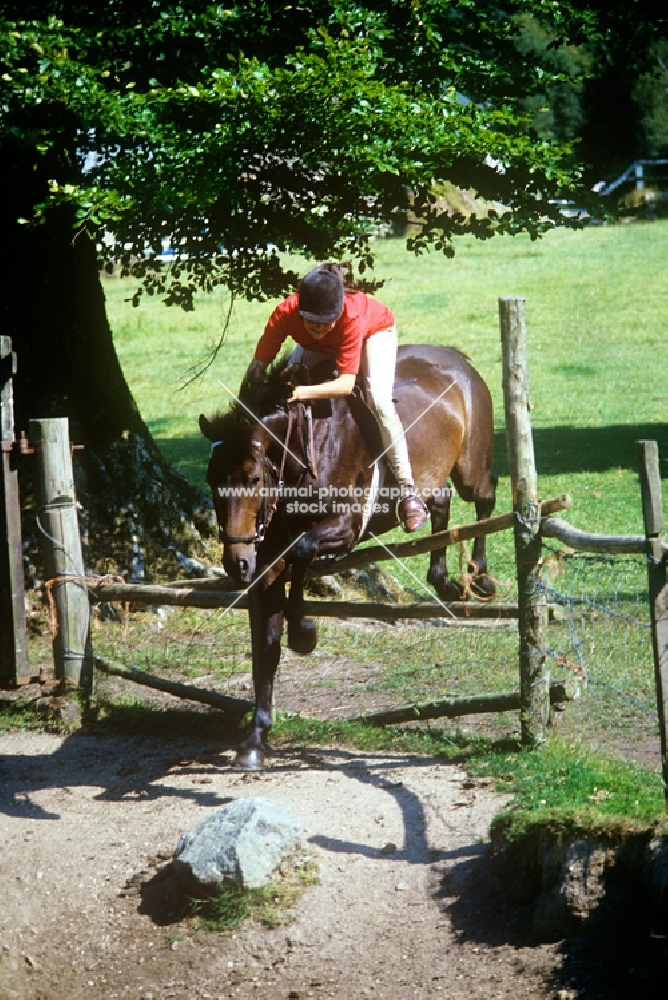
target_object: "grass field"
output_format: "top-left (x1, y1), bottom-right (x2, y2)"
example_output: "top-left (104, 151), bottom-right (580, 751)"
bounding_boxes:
top-left (105, 219), bottom-right (668, 546)
top-left (22, 220), bottom-right (665, 832)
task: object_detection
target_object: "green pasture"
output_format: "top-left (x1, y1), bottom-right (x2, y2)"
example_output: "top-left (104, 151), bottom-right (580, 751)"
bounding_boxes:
top-left (80, 222), bottom-right (668, 832)
top-left (105, 219), bottom-right (668, 546)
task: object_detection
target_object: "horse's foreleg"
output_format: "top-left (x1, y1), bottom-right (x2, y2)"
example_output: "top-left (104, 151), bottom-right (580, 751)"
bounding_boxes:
top-left (426, 483), bottom-right (463, 601)
top-left (286, 556), bottom-right (317, 655)
top-left (285, 521), bottom-right (358, 654)
top-left (236, 572), bottom-right (285, 770)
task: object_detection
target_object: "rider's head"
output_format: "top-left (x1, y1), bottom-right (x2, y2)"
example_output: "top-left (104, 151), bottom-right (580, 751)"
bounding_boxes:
top-left (299, 266), bottom-right (344, 326)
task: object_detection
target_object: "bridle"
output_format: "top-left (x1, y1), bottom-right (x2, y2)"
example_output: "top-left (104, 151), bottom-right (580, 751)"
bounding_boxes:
top-left (211, 407), bottom-right (295, 545)
top-left (210, 392), bottom-right (316, 548)
top-left (213, 449), bottom-right (281, 546)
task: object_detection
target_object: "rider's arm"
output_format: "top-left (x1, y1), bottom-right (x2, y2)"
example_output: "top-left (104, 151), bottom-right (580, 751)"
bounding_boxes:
top-left (253, 295), bottom-right (297, 366)
top-left (289, 373), bottom-right (356, 402)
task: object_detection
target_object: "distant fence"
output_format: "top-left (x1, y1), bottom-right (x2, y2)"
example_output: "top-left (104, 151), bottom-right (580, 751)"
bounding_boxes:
top-left (597, 159), bottom-right (668, 198)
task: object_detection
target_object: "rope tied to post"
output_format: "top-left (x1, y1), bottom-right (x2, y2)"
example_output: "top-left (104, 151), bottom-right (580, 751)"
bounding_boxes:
top-left (457, 540), bottom-right (513, 603)
top-left (44, 573), bottom-right (126, 639)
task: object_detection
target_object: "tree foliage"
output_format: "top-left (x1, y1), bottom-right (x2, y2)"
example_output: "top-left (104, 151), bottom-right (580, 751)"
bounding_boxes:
top-left (2, 2), bottom-right (666, 310)
top-left (632, 39), bottom-right (668, 159)
top-left (529, 1), bottom-right (668, 173)
top-left (0, 0), bottom-right (601, 309)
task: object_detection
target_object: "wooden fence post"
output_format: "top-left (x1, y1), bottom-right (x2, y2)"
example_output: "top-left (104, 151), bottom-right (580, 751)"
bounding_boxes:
top-left (500, 297), bottom-right (550, 746)
top-left (30, 418), bottom-right (93, 692)
top-left (637, 440), bottom-right (668, 807)
top-left (0, 336), bottom-right (29, 687)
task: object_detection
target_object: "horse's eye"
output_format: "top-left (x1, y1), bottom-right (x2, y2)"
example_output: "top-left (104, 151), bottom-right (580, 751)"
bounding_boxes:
top-left (248, 474), bottom-right (261, 488)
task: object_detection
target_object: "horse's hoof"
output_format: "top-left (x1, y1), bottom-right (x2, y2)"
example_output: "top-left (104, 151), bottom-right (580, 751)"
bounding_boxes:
top-left (471, 574), bottom-right (496, 598)
top-left (235, 747), bottom-right (265, 770)
top-left (431, 578), bottom-right (464, 602)
top-left (287, 618), bottom-right (317, 656)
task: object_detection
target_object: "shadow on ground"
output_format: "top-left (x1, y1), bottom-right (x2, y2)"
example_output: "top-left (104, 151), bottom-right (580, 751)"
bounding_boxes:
top-left (153, 423), bottom-right (668, 488)
top-left (442, 844), bottom-right (668, 999)
top-left (492, 423), bottom-right (668, 477)
top-left (0, 705), bottom-right (246, 821)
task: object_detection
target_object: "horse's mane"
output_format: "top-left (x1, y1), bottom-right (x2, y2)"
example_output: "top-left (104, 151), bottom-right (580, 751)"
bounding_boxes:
top-left (202, 355), bottom-right (297, 469)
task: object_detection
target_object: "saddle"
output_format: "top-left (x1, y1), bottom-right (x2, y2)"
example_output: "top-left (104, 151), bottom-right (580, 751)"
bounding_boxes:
top-left (305, 359), bottom-right (413, 469)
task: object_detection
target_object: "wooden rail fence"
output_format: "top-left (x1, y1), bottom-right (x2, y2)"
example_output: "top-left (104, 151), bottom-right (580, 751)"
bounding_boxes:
top-left (7, 299), bottom-right (665, 776)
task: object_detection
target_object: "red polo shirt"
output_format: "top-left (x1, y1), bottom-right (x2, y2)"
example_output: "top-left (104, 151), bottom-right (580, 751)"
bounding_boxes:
top-left (254, 291), bottom-right (395, 375)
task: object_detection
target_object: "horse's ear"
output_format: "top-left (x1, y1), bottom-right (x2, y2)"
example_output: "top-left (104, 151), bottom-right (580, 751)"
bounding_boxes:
top-left (199, 413), bottom-right (214, 441)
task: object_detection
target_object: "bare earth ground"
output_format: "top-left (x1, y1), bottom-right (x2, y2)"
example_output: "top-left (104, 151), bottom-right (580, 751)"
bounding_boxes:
top-left (1, 651), bottom-right (665, 1000)
top-left (0, 720), bottom-right (565, 1000)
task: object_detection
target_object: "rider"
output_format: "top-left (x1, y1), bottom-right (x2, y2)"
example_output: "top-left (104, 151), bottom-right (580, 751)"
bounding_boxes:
top-left (240, 263), bottom-right (428, 533)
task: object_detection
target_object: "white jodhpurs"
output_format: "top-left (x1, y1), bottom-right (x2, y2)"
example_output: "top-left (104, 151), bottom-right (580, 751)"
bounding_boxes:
top-left (290, 325), bottom-right (415, 489)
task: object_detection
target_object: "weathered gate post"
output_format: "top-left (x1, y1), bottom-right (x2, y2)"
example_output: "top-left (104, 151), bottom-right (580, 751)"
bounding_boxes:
top-left (0, 336), bottom-right (28, 686)
top-left (29, 418), bottom-right (93, 692)
top-left (637, 440), bottom-right (668, 807)
top-left (499, 297), bottom-right (550, 746)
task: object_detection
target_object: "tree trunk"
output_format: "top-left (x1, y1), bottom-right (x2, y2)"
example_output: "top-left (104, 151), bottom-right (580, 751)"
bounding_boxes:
top-left (0, 141), bottom-right (212, 580)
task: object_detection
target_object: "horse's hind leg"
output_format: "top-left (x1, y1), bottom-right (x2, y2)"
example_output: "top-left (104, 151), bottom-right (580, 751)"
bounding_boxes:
top-left (456, 469), bottom-right (498, 598)
top-left (426, 482), bottom-right (464, 601)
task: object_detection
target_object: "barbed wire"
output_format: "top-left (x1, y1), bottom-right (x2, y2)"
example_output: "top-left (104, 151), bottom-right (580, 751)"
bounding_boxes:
top-left (538, 581), bottom-right (651, 628)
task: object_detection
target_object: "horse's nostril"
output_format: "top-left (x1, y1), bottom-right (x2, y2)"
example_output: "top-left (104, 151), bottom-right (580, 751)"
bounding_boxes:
top-left (237, 558), bottom-right (254, 582)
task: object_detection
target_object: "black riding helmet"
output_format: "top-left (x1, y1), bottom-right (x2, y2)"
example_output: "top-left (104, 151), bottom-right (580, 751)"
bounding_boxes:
top-left (298, 266), bottom-right (344, 324)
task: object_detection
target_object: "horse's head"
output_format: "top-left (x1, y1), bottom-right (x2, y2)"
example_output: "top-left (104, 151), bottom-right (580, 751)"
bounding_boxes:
top-left (199, 409), bottom-right (275, 585)
top-left (199, 359), bottom-right (319, 584)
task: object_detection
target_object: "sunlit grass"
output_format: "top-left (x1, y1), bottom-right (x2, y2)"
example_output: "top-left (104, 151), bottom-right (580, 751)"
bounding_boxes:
top-left (472, 738), bottom-right (667, 837)
top-left (45, 223), bottom-right (665, 834)
top-left (104, 222), bottom-right (668, 539)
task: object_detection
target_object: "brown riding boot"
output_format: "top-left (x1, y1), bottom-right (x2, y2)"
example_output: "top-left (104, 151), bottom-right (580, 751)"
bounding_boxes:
top-left (398, 492), bottom-right (428, 533)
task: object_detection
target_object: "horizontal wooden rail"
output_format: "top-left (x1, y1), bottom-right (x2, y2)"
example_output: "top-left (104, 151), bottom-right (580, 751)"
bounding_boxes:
top-left (346, 679), bottom-right (580, 727)
top-left (309, 494), bottom-right (572, 575)
top-left (161, 574), bottom-right (234, 591)
top-left (94, 656), bottom-right (579, 724)
top-left (94, 657), bottom-right (254, 715)
top-left (541, 516), bottom-right (668, 556)
top-left (90, 581), bottom-right (521, 620)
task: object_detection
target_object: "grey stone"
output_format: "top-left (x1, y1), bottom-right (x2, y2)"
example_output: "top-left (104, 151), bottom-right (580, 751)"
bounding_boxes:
top-left (35, 697), bottom-right (81, 723)
top-left (174, 797), bottom-right (303, 890)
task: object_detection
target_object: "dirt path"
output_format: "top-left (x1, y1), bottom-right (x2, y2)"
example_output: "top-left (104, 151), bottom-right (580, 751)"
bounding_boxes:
top-left (0, 729), bottom-right (566, 1000)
